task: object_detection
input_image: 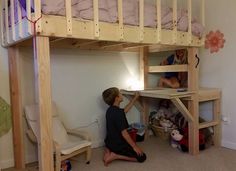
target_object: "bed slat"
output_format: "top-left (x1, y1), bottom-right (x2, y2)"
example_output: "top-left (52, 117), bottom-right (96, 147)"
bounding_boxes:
top-left (156, 0), bottom-right (161, 43)
top-left (34, 0), bottom-right (42, 33)
top-left (93, 0), bottom-right (99, 38)
top-left (26, 0), bottom-right (31, 34)
top-left (5, 0), bottom-right (10, 43)
top-left (17, 0), bottom-right (23, 38)
top-left (10, 0), bottom-right (16, 41)
top-left (118, 0), bottom-right (124, 40)
top-left (139, 0), bottom-right (144, 42)
top-left (65, 0), bottom-right (72, 35)
top-left (0, 1), bottom-right (5, 46)
top-left (172, 0), bottom-right (177, 44)
top-left (188, 0), bottom-right (192, 44)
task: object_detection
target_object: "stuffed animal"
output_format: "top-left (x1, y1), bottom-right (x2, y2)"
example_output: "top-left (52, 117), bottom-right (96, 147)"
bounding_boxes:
top-left (179, 127), bottom-right (206, 152)
top-left (170, 127), bottom-right (206, 152)
top-left (170, 129), bottom-right (183, 149)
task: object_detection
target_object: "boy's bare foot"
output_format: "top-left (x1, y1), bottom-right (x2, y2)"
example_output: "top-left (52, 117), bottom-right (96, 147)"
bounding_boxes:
top-left (103, 152), bottom-right (117, 166)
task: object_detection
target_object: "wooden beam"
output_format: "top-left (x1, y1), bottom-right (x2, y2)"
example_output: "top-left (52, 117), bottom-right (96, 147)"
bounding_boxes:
top-left (199, 121), bottom-right (219, 129)
top-left (33, 36), bottom-right (54, 171)
top-left (149, 64), bottom-right (188, 73)
top-left (8, 47), bottom-right (25, 169)
top-left (187, 48), bottom-right (199, 155)
top-left (171, 98), bottom-right (194, 122)
top-left (99, 42), bottom-right (127, 48)
top-left (65, 0), bottom-right (72, 35)
top-left (72, 40), bottom-right (99, 47)
top-left (213, 98), bottom-right (221, 147)
top-left (140, 47), bottom-right (149, 139)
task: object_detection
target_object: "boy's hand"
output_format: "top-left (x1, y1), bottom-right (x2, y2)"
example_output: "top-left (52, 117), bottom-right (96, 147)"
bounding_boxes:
top-left (133, 145), bottom-right (143, 156)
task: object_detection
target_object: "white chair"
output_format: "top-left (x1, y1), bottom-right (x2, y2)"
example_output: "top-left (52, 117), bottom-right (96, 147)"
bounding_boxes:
top-left (24, 102), bottom-right (92, 171)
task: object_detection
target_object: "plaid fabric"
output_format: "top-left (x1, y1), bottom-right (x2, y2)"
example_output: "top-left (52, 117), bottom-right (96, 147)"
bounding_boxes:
top-left (0, 97), bottom-right (12, 137)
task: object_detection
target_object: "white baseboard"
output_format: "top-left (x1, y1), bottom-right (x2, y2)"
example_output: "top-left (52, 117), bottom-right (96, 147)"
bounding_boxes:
top-left (222, 140), bottom-right (236, 150)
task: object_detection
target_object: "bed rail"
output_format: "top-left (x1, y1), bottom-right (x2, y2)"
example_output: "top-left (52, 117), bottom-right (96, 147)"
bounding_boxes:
top-left (0, 0), bottom-right (205, 48)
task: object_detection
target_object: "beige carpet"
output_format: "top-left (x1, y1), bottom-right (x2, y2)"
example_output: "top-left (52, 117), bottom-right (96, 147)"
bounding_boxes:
top-left (71, 136), bottom-right (236, 171)
top-left (4, 136), bottom-right (236, 171)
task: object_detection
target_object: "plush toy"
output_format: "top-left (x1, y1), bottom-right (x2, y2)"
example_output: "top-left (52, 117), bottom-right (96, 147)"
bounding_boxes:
top-left (179, 127), bottom-right (206, 152)
top-left (170, 127), bottom-right (206, 152)
top-left (170, 129), bottom-right (183, 149)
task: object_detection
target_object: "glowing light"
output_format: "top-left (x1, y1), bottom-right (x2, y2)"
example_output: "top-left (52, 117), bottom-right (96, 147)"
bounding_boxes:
top-left (126, 78), bottom-right (144, 90)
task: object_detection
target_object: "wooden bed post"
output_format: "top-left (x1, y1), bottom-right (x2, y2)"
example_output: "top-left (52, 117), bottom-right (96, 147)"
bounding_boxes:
top-left (140, 47), bottom-right (149, 138)
top-left (187, 48), bottom-right (199, 155)
top-left (8, 46), bottom-right (25, 169)
top-left (33, 36), bottom-right (54, 171)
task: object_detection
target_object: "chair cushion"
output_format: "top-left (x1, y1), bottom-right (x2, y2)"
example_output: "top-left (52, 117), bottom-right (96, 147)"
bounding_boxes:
top-left (52, 117), bottom-right (69, 145)
top-left (60, 140), bottom-right (91, 155)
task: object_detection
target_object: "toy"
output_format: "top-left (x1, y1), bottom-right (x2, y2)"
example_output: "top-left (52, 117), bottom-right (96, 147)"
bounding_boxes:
top-left (170, 129), bottom-right (183, 149)
top-left (170, 127), bottom-right (206, 152)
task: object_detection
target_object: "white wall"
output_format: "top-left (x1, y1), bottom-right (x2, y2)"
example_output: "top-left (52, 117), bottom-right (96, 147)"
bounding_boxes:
top-left (200, 0), bottom-right (236, 149)
top-left (0, 43), bottom-right (14, 169)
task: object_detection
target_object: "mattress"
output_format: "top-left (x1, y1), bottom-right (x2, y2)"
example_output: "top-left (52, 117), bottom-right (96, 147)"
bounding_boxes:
top-left (15, 0), bottom-right (204, 37)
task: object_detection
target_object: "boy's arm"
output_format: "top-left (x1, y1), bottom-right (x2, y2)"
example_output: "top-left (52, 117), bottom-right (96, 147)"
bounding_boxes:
top-left (121, 129), bottom-right (143, 156)
top-left (124, 92), bottom-right (139, 113)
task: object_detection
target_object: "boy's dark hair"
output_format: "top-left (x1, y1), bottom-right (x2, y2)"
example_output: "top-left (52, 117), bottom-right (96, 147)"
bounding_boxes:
top-left (102, 87), bottom-right (119, 106)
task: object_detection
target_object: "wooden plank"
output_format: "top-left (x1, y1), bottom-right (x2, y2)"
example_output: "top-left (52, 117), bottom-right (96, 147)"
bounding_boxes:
top-left (33, 36), bottom-right (54, 171)
top-left (171, 98), bottom-right (194, 122)
top-left (187, 0), bottom-right (192, 44)
top-left (5, 0), bottom-right (10, 43)
top-left (213, 98), bottom-right (221, 147)
top-left (172, 0), bottom-right (177, 44)
top-left (26, 0), bottom-right (31, 34)
top-left (156, 0), bottom-right (161, 43)
top-left (199, 121), bottom-right (219, 129)
top-left (118, 0), bottom-right (124, 40)
top-left (149, 64), bottom-right (188, 73)
top-left (187, 48), bottom-right (199, 155)
top-left (93, 0), bottom-right (99, 38)
top-left (73, 40), bottom-right (99, 47)
top-left (0, 0), bottom-right (5, 46)
top-left (65, 0), bottom-right (72, 35)
top-left (140, 47), bottom-right (148, 139)
top-left (34, 0), bottom-right (42, 33)
top-left (8, 47), bottom-right (25, 169)
top-left (198, 88), bottom-right (221, 102)
top-left (17, 0), bottom-right (23, 38)
top-left (139, 0), bottom-right (144, 42)
top-left (10, 0), bottom-right (16, 41)
top-left (201, 0), bottom-right (205, 45)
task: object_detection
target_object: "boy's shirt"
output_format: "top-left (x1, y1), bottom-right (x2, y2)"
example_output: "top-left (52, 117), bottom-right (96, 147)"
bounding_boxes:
top-left (105, 106), bottom-right (129, 151)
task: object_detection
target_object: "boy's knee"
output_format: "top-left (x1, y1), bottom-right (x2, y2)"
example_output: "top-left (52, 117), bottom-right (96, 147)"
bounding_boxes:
top-left (137, 153), bottom-right (147, 163)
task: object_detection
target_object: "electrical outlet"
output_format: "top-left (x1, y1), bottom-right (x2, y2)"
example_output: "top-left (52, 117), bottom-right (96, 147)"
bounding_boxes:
top-left (222, 115), bottom-right (230, 125)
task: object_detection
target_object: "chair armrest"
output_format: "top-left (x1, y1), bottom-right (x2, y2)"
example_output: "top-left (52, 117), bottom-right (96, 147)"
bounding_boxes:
top-left (26, 129), bottom-right (37, 143)
top-left (66, 129), bottom-right (91, 141)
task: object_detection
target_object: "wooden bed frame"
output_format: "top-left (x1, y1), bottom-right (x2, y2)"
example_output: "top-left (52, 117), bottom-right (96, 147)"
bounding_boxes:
top-left (1, 0), bottom-right (221, 171)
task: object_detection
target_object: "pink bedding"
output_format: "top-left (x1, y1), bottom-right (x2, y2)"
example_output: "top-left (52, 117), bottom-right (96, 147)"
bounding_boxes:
top-left (10, 0), bottom-right (204, 37)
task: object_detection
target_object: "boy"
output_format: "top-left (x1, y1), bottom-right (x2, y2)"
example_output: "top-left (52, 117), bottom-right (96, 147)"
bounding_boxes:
top-left (158, 49), bottom-right (187, 88)
top-left (102, 87), bottom-right (146, 166)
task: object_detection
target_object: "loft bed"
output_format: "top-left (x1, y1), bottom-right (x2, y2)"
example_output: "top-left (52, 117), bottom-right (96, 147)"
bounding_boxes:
top-left (1, 0), bottom-right (205, 48)
top-left (0, 0), bottom-right (221, 171)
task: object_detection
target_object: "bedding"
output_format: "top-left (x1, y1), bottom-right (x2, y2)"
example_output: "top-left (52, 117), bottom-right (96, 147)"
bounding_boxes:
top-left (15, 0), bottom-right (204, 37)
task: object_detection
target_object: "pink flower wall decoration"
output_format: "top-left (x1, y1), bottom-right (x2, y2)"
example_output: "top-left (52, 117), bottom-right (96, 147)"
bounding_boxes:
top-left (205, 30), bottom-right (225, 53)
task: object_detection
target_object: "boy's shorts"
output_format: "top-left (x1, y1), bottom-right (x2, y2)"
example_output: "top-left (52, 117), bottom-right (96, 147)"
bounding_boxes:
top-left (114, 145), bottom-right (146, 163)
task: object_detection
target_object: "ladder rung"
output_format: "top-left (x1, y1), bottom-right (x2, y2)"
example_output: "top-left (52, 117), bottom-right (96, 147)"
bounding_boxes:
top-left (199, 121), bottom-right (219, 129)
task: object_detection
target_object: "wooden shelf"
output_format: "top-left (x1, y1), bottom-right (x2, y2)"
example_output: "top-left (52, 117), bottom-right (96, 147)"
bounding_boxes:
top-left (199, 121), bottom-right (219, 129)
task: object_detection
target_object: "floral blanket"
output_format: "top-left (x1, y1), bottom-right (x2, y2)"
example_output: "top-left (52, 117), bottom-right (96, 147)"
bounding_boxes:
top-left (0, 97), bottom-right (12, 137)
